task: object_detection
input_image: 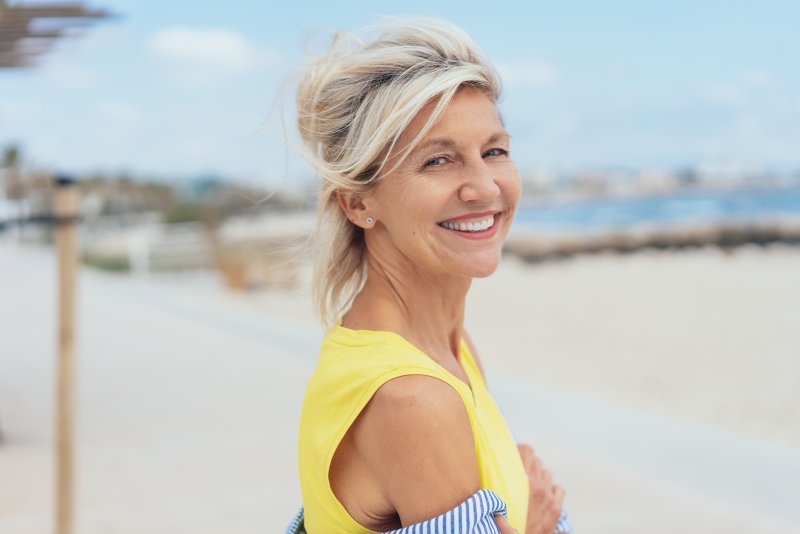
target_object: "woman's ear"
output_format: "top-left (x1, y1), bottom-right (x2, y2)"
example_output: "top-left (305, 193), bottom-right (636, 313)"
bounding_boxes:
top-left (336, 191), bottom-right (376, 229)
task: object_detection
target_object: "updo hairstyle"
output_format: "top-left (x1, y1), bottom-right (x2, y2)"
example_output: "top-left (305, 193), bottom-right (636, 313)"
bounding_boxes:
top-left (295, 17), bottom-right (501, 325)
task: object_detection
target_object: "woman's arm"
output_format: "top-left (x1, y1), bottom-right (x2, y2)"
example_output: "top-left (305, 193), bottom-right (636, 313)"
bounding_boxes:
top-left (334, 374), bottom-right (481, 528)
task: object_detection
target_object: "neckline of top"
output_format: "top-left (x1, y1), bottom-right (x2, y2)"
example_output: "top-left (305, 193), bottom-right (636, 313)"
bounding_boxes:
top-left (332, 322), bottom-right (477, 396)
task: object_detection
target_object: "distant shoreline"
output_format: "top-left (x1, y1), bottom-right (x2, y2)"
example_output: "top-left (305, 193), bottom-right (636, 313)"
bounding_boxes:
top-left (509, 184), bottom-right (800, 261)
top-left (505, 217), bottom-right (800, 262)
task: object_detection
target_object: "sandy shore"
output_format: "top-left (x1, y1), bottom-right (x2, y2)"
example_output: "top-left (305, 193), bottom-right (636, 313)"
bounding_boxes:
top-left (469, 245), bottom-right (800, 449)
top-left (1, 239), bottom-right (799, 533)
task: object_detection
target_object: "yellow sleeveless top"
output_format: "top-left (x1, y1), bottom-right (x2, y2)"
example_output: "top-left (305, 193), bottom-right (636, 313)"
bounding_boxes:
top-left (298, 324), bottom-right (529, 533)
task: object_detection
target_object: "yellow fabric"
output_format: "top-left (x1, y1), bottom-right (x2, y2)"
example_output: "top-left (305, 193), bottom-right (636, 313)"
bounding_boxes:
top-left (298, 324), bottom-right (529, 533)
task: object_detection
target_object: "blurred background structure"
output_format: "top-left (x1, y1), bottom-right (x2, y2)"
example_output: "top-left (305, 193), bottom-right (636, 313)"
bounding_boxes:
top-left (2, 1), bottom-right (800, 533)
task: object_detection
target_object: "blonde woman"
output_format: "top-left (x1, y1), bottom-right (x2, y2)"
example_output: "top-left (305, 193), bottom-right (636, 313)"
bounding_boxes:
top-left (291, 18), bottom-right (572, 534)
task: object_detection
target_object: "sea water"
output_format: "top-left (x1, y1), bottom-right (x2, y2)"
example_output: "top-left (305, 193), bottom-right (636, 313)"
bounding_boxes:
top-left (515, 185), bottom-right (800, 231)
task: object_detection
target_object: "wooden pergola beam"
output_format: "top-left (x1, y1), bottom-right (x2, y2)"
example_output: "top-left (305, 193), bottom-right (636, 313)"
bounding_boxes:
top-left (0, 1), bottom-right (111, 68)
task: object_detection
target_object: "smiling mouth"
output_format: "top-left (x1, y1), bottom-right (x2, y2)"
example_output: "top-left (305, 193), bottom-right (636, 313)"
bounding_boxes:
top-left (438, 213), bottom-right (497, 233)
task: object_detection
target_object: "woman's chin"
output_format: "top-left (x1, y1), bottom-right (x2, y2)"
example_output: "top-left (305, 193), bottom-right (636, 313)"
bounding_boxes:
top-left (470, 264), bottom-right (500, 279)
top-left (458, 256), bottom-right (502, 279)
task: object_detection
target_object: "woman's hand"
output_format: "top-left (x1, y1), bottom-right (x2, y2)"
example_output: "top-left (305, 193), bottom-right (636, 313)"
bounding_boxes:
top-left (495, 514), bottom-right (519, 533)
top-left (518, 444), bottom-right (565, 534)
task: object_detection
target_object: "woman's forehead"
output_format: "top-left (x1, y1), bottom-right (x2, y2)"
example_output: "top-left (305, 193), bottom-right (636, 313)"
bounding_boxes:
top-left (402, 88), bottom-right (505, 148)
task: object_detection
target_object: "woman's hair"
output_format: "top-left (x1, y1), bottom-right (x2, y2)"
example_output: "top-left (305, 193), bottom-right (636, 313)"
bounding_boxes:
top-left (296, 17), bottom-right (502, 325)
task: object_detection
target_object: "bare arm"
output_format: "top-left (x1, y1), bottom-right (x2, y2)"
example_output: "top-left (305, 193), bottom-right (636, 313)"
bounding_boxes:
top-left (341, 359), bottom-right (566, 533)
top-left (346, 374), bottom-right (481, 526)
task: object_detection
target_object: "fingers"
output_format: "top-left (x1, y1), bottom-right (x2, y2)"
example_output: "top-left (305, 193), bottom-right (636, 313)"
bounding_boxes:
top-left (494, 514), bottom-right (519, 534)
top-left (518, 444), bottom-right (543, 476)
top-left (553, 484), bottom-right (566, 509)
top-left (519, 443), bottom-right (567, 534)
top-left (517, 444), bottom-right (534, 469)
top-left (519, 447), bottom-right (545, 480)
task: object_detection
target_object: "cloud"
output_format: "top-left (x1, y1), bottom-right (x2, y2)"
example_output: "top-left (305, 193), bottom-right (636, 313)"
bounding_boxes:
top-left (148, 27), bottom-right (275, 85)
top-left (700, 70), bottom-right (776, 110)
top-left (0, 99), bottom-right (41, 123)
top-left (96, 100), bottom-right (141, 128)
top-left (700, 83), bottom-right (747, 108)
top-left (742, 69), bottom-right (774, 90)
top-left (496, 59), bottom-right (560, 89)
top-left (42, 57), bottom-right (100, 89)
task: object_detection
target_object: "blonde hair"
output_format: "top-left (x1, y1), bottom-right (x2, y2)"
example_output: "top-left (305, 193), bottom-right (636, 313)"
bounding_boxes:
top-left (296, 17), bottom-right (502, 325)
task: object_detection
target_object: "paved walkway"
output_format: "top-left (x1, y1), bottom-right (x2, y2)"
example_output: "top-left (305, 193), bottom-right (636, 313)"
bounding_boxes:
top-left (0, 242), bottom-right (314, 533)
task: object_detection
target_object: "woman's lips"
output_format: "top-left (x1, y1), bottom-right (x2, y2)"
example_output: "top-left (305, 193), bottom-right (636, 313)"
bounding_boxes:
top-left (442, 210), bottom-right (498, 223)
top-left (437, 211), bottom-right (500, 239)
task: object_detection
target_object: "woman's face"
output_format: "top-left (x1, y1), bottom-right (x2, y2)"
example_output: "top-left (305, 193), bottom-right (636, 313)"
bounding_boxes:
top-left (364, 85), bottom-right (521, 280)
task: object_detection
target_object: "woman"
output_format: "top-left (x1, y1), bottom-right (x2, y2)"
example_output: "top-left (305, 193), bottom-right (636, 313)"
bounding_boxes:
top-left (293, 18), bottom-right (571, 534)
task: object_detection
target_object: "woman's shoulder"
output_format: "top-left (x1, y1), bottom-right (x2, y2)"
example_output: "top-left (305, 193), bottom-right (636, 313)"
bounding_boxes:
top-left (306, 325), bottom-right (470, 426)
top-left (346, 373), bottom-right (481, 525)
top-left (368, 374), bottom-right (470, 423)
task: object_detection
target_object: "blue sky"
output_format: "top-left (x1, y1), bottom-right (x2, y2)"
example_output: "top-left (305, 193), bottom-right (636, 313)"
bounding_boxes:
top-left (2, 0), bottom-right (799, 185)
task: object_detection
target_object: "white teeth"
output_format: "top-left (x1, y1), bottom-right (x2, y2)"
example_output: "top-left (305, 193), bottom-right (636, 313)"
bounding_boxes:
top-left (440, 215), bottom-right (495, 232)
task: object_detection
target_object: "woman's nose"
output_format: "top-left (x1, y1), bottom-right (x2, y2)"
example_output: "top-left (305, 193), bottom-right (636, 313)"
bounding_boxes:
top-left (458, 160), bottom-right (501, 202)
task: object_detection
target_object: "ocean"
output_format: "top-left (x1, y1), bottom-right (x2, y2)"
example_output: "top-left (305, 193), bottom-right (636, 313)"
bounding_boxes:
top-left (514, 184), bottom-right (800, 232)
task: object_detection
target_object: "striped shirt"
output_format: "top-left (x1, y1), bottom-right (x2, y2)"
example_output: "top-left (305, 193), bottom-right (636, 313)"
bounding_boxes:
top-left (286, 490), bottom-right (573, 533)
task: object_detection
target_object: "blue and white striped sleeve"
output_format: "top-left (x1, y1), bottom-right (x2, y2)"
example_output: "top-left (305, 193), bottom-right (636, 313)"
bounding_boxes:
top-left (554, 507), bottom-right (573, 533)
top-left (383, 489), bottom-right (508, 534)
top-left (285, 494), bottom-right (574, 534)
top-left (383, 489), bottom-right (574, 534)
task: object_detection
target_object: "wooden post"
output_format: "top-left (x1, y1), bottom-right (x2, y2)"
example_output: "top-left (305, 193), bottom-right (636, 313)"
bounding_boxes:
top-left (54, 176), bottom-right (79, 534)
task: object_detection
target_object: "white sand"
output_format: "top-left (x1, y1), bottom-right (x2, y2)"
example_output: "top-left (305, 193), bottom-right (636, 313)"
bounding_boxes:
top-left (1, 239), bottom-right (799, 533)
top-left (467, 245), bottom-right (800, 450)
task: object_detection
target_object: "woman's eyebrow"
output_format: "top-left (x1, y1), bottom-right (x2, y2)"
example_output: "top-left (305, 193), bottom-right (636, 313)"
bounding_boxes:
top-left (410, 138), bottom-right (456, 156)
top-left (411, 130), bottom-right (510, 157)
top-left (485, 131), bottom-right (511, 145)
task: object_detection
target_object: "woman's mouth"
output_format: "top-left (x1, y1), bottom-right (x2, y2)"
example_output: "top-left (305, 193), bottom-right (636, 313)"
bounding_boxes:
top-left (437, 212), bottom-right (500, 239)
top-left (438, 214), bottom-right (495, 232)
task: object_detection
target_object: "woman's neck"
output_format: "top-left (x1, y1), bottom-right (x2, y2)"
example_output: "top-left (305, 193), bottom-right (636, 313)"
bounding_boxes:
top-left (342, 254), bottom-right (470, 364)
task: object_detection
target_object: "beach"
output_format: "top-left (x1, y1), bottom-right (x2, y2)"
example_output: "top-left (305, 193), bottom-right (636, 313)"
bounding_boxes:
top-left (469, 246), bottom-right (800, 449)
top-left (1, 239), bottom-right (799, 533)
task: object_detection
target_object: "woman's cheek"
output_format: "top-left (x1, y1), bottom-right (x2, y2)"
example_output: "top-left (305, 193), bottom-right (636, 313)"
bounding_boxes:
top-left (504, 171), bottom-right (522, 207)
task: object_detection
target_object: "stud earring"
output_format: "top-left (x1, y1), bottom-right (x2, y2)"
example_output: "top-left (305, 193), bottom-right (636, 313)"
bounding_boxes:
top-left (365, 217), bottom-right (374, 225)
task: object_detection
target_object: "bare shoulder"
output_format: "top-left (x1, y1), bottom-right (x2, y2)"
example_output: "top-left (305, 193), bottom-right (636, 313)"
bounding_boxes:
top-left (462, 330), bottom-right (486, 379)
top-left (354, 374), bottom-right (480, 526)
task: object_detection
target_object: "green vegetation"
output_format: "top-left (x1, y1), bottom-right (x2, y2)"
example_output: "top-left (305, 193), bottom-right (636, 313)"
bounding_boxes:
top-left (82, 253), bottom-right (130, 272)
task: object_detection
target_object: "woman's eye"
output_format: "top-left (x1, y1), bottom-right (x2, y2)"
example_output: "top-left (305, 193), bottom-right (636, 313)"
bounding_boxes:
top-left (424, 156), bottom-right (448, 167)
top-left (483, 148), bottom-right (509, 158)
